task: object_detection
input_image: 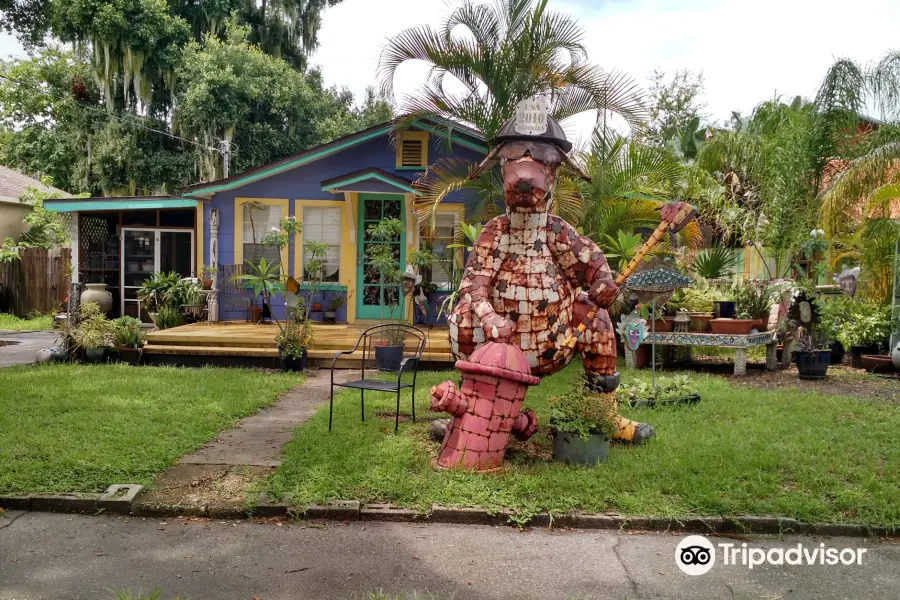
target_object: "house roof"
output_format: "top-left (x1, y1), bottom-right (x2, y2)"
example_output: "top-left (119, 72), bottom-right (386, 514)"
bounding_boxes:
top-left (182, 117), bottom-right (487, 199)
top-left (321, 168), bottom-right (423, 196)
top-left (0, 165), bottom-right (70, 203)
top-left (43, 195), bottom-right (198, 213)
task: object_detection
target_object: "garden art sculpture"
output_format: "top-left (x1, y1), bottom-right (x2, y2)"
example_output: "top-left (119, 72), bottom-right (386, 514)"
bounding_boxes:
top-left (430, 97), bottom-right (697, 471)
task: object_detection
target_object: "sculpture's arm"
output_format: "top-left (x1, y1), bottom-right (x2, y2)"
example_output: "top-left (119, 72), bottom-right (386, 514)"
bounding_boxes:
top-left (547, 216), bottom-right (618, 309)
top-left (459, 216), bottom-right (512, 340)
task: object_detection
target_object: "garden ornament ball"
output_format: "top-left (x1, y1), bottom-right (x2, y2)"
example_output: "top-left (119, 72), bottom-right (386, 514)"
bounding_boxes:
top-left (445, 96), bottom-right (699, 468)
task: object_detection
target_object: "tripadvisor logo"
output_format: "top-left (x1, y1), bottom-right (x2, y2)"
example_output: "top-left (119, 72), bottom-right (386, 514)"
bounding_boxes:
top-left (675, 535), bottom-right (869, 575)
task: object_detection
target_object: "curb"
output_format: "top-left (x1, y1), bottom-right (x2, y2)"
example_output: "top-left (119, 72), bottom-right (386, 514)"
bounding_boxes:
top-left (2, 491), bottom-right (897, 538)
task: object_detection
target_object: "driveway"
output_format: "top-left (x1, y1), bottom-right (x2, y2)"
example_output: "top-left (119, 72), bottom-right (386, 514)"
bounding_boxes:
top-left (0, 330), bottom-right (60, 367)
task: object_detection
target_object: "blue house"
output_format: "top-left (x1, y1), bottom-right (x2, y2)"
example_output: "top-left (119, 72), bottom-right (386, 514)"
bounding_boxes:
top-left (48, 119), bottom-right (487, 324)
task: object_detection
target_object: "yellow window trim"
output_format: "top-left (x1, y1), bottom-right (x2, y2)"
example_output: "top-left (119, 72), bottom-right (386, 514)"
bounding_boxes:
top-left (234, 197), bottom-right (290, 271)
top-left (396, 131), bottom-right (429, 169)
top-left (421, 203), bottom-right (465, 268)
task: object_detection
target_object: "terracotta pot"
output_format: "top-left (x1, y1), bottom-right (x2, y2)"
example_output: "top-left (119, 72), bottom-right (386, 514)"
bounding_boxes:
top-left (710, 318), bottom-right (755, 335)
top-left (851, 345), bottom-right (879, 369)
top-left (248, 306), bottom-right (262, 323)
top-left (80, 283), bottom-right (113, 315)
top-left (201, 279), bottom-right (213, 290)
top-left (311, 303), bottom-right (323, 313)
top-left (688, 314), bottom-right (713, 332)
top-left (750, 318), bottom-right (766, 331)
top-left (860, 354), bottom-right (895, 374)
top-left (651, 318), bottom-right (674, 332)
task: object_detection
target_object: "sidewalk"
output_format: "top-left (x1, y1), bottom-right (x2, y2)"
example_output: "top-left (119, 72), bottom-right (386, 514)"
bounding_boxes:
top-left (1, 512), bottom-right (898, 600)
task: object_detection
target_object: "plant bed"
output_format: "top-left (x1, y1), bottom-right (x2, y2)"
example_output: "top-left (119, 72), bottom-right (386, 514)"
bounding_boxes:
top-left (796, 349), bottom-right (831, 380)
top-left (861, 355), bottom-right (895, 374)
top-left (710, 318), bottom-right (754, 335)
top-left (551, 431), bottom-right (610, 465)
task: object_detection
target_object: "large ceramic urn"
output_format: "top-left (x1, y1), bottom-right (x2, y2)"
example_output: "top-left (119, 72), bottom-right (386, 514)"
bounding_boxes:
top-left (80, 283), bottom-right (113, 315)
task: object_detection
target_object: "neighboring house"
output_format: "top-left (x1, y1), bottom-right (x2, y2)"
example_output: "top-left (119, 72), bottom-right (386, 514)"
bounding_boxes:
top-left (0, 165), bottom-right (70, 242)
top-left (44, 119), bottom-right (487, 323)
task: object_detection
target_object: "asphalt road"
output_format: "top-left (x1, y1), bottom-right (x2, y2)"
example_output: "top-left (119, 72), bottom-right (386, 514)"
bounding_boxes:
top-left (1, 512), bottom-right (898, 599)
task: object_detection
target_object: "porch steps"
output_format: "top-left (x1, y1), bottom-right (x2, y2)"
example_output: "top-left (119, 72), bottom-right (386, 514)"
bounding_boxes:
top-left (142, 321), bottom-right (454, 368)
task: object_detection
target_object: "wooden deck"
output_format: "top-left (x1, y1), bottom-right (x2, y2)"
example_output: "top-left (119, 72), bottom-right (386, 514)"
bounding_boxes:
top-left (143, 321), bottom-right (453, 368)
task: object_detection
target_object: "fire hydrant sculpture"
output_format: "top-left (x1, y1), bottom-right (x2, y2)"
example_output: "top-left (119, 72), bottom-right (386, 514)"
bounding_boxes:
top-left (431, 340), bottom-right (540, 470)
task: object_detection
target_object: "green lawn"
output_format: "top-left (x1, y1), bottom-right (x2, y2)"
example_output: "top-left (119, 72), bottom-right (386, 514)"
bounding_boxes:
top-left (0, 312), bottom-right (55, 331)
top-left (0, 364), bottom-right (300, 493)
top-left (266, 362), bottom-right (900, 526)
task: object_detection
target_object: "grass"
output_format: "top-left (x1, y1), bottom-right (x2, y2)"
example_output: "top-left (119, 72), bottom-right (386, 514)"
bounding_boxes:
top-left (0, 364), bottom-right (300, 493)
top-left (0, 312), bottom-right (55, 331)
top-left (266, 361), bottom-right (900, 526)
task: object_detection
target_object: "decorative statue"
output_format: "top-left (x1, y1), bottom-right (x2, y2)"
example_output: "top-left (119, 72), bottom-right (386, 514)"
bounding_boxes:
top-left (432, 97), bottom-right (696, 470)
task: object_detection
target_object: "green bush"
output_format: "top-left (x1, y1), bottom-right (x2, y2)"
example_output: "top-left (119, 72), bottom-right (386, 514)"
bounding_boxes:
top-left (820, 297), bottom-right (896, 350)
top-left (548, 377), bottom-right (618, 440)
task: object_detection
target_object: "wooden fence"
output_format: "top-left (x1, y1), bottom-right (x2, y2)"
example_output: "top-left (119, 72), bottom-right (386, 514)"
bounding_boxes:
top-left (0, 247), bottom-right (71, 317)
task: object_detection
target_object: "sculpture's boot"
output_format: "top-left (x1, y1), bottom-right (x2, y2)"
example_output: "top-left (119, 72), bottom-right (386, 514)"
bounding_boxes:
top-left (584, 373), bottom-right (655, 444)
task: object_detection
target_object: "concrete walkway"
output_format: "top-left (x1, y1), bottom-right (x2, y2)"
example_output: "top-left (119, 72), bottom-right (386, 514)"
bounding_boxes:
top-left (1, 512), bottom-right (898, 599)
top-left (140, 368), bottom-right (355, 508)
top-left (0, 330), bottom-right (60, 367)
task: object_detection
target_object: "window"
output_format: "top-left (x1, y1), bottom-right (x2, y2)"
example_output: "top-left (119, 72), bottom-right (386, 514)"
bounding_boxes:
top-left (420, 211), bottom-right (458, 289)
top-left (396, 131), bottom-right (429, 169)
top-left (302, 206), bottom-right (341, 282)
top-left (242, 203), bottom-right (282, 266)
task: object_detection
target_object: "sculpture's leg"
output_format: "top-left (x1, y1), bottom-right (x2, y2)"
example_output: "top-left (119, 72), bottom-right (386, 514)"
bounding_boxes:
top-left (575, 297), bottom-right (655, 444)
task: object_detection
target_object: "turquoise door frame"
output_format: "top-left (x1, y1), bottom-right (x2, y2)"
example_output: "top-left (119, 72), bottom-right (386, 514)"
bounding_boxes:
top-left (356, 193), bottom-right (406, 320)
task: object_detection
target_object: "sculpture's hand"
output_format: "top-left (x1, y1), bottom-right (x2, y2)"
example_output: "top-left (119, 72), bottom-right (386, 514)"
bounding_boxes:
top-left (480, 311), bottom-right (513, 343)
top-left (660, 201), bottom-right (698, 234)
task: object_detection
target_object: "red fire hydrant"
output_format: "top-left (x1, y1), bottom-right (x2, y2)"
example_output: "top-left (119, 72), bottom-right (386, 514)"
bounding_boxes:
top-left (430, 341), bottom-right (540, 471)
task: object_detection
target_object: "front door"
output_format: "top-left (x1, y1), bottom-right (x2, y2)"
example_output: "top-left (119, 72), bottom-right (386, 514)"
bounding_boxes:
top-left (121, 228), bottom-right (194, 320)
top-left (356, 194), bottom-right (406, 320)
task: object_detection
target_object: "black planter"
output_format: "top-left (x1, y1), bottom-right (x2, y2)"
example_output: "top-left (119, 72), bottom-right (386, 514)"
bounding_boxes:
top-left (795, 349), bottom-right (831, 380)
top-left (118, 347), bottom-right (142, 365)
top-left (279, 349), bottom-right (308, 372)
top-left (375, 344), bottom-right (404, 371)
top-left (850, 345), bottom-right (879, 369)
top-left (829, 341), bottom-right (845, 365)
top-left (84, 347), bottom-right (108, 364)
top-left (551, 431), bottom-right (610, 465)
top-left (713, 301), bottom-right (736, 319)
top-left (323, 311), bottom-right (337, 323)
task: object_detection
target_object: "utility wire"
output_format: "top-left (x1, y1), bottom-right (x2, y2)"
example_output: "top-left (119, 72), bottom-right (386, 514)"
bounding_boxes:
top-left (0, 71), bottom-right (221, 152)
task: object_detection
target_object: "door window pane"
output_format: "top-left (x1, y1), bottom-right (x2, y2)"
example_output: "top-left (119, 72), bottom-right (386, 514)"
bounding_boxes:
top-left (419, 212), bottom-right (458, 288)
top-left (160, 231), bottom-right (193, 277)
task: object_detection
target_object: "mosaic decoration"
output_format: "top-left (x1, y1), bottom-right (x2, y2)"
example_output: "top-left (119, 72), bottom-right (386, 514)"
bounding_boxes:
top-left (441, 98), bottom-right (698, 469)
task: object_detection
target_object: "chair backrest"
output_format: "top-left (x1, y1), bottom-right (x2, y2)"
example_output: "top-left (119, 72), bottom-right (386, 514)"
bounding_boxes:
top-left (358, 323), bottom-right (427, 374)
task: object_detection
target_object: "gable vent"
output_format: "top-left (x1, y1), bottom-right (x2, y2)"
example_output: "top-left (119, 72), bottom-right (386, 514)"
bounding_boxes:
top-left (400, 139), bottom-right (424, 167)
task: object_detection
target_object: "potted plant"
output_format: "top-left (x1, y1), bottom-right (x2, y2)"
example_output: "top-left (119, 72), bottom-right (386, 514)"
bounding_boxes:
top-left (732, 278), bottom-right (772, 330)
top-left (710, 312), bottom-right (755, 335)
top-left (177, 279), bottom-right (204, 322)
top-left (274, 312), bottom-right (312, 372)
top-left (113, 316), bottom-right (144, 365)
top-left (548, 377), bottom-right (618, 465)
top-left (366, 218), bottom-right (407, 370)
top-left (833, 299), bottom-right (895, 368)
top-left (323, 292), bottom-right (346, 323)
top-left (638, 303), bottom-right (673, 332)
top-left (789, 290), bottom-right (832, 380)
top-left (153, 303), bottom-right (183, 330)
top-left (302, 240), bottom-right (329, 314)
top-left (679, 283), bottom-right (718, 332)
top-left (200, 265), bottom-right (216, 290)
top-left (74, 301), bottom-right (113, 363)
top-left (234, 257), bottom-right (284, 324)
top-left (137, 271), bottom-right (181, 323)
top-left (617, 374), bottom-right (700, 407)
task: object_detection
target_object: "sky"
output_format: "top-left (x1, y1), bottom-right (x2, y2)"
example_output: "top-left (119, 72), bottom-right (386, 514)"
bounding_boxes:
top-left (2, 0), bottom-right (899, 143)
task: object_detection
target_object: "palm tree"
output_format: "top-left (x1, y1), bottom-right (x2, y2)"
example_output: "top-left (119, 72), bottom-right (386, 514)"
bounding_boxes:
top-left (569, 128), bottom-right (702, 257)
top-left (378, 0), bottom-right (646, 221)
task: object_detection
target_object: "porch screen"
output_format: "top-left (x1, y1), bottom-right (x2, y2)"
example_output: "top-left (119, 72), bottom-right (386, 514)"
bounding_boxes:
top-left (242, 204), bottom-right (282, 266)
top-left (420, 212), bottom-right (458, 289)
top-left (302, 206), bottom-right (341, 282)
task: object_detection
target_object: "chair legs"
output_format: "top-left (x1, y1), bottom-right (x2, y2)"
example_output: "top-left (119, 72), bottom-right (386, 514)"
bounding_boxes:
top-left (395, 390), bottom-right (401, 433)
top-left (360, 389), bottom-right (365, 422)
top-left (328, 383), bottom-right (334, 432)
top-left (411, 385), bottom-right (416, 423)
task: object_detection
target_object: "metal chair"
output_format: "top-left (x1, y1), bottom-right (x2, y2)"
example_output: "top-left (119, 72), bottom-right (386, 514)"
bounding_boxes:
top-left (329, 323), bottom-right (427, 433)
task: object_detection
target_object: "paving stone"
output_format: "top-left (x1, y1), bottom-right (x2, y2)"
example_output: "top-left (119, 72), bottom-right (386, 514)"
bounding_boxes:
top-left (131, 502), bottom-right (207, 518)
